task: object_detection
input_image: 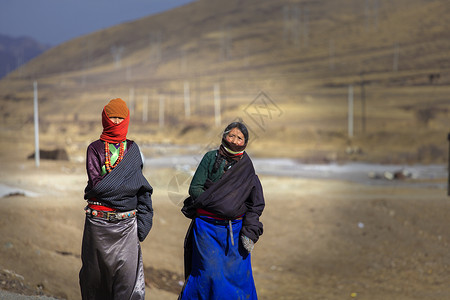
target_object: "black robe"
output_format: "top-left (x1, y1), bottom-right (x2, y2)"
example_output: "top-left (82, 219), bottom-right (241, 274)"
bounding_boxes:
top-left (181, 152), bottom-right (265, 279)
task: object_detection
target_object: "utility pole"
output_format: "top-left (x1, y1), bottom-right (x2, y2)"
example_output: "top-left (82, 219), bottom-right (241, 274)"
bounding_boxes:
top-left (348, 84), bottom-right (354, 138)
top-left (33, 81), bottom-right (40, 167)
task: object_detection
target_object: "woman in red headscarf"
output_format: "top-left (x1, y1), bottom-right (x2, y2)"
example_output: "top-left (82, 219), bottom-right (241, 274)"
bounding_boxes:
top-left (79, 98), bottom-right (153, 300)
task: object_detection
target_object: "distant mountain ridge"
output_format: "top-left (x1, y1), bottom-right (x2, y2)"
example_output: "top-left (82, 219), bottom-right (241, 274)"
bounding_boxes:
top-left (0, 34), bottom-right (51, 78)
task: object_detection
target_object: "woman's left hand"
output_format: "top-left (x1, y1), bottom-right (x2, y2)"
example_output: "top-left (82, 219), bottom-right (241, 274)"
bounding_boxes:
top-left (241, 234), bottom-right (254, 253)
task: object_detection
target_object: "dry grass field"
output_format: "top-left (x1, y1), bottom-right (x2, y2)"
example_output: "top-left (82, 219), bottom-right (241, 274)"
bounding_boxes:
top-left (1, 0), bottom-right (449, 164)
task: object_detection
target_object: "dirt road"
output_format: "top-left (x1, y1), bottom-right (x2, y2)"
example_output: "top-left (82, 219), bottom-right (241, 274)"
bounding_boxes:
top-left (0, 156), bottom-right (448, 300)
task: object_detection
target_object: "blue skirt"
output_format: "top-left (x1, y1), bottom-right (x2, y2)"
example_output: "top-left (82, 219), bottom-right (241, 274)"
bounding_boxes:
top-left (180, 216), bottom-right (257, 300)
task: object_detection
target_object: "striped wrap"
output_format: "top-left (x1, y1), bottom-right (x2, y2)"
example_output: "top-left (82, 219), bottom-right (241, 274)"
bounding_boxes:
top-left (84, 142), bottom-right (153, 242)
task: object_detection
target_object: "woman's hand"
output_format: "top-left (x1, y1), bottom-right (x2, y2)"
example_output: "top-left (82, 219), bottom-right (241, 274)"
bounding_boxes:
top-left (241, 234), bottom-right (255, 253)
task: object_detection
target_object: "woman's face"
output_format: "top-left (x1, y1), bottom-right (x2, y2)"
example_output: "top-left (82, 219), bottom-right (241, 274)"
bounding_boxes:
top-left (225, 127), bottom-right (245, 147)
top-left (109, 117), bottom-right (124, 124)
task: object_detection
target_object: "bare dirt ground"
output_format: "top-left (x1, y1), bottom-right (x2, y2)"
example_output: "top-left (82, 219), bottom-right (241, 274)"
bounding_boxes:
top-left (0, 142), bottom-right (449, 300)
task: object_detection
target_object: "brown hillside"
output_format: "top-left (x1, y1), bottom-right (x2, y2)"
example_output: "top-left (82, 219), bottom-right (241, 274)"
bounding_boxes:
top-left (1, 0), bottom-right (449, 163)
top-left (0, 2), bottom-right (449, 299)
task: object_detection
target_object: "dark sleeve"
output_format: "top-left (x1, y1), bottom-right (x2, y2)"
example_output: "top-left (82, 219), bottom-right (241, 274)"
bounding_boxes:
top-left (134, 143), bottom-right (154, 242)
top-left (85, 142), bottom-right (104, 192)
top-left (136, 187), bottom-right (153, 242)
top-left (241, 175), bottom-right (265, 243)
top-left (188, 152), bottom-right (213, 200)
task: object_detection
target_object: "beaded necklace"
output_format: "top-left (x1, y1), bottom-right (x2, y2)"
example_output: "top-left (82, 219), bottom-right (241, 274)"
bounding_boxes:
top-left (104, 141), bottom-right (125, 173)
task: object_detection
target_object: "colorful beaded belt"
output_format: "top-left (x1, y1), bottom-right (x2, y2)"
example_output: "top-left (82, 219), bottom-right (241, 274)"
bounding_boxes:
top-left (85, 206), bottom-right (137, 222)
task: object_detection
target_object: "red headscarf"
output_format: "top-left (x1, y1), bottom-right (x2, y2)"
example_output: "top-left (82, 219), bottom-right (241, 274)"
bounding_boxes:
top-left (100, 109), bottom-right (129, 143)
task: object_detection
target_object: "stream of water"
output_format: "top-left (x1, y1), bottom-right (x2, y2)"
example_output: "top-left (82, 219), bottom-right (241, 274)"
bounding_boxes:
top-left (143, 151), bottom-right (447, 189)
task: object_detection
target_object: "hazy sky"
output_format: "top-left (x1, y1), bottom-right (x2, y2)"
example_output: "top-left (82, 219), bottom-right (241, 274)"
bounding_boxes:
top-left (0, 0), bottom-right (196, 46)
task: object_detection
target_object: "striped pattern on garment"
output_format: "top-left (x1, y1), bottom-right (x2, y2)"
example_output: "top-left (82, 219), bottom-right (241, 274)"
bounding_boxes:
top-left (85, 142), bottom-right (153, 242)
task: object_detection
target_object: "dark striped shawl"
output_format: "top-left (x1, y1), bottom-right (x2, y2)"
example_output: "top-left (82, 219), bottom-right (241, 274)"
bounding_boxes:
top-left (84, 142), bottom-right (153, 242)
